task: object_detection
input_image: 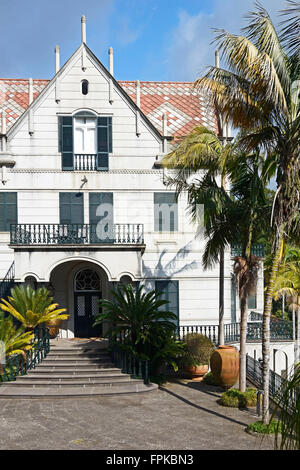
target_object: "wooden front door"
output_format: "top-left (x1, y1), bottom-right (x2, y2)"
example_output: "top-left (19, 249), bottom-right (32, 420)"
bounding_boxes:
top-left (74, 269), bottom-right (102, 338)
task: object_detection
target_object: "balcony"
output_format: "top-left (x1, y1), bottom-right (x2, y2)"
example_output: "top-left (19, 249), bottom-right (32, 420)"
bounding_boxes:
top-left (74, 154), bottom-right (97, 171)
top-left (10, 224), bottom-right (144, 246)
top-left (230, 243), bottom-right (265, 258)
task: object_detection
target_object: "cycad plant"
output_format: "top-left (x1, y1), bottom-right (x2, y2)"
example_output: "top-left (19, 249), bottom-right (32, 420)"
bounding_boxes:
top-left (194, 1), bottom-right (300, 422)
top-left (0, 312), bottom-right (34, 360)
top-left (0, 285), bottom-right (68, 330)
top-left (93, 284), bottom-right (178, 362)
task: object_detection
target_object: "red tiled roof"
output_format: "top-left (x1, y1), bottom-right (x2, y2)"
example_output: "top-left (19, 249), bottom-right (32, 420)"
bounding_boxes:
top-left (0, 78), bottom-right (219, 137)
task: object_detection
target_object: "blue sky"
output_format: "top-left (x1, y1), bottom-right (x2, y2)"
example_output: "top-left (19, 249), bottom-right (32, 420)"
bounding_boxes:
top-left (0, 0), bottom-right (285, 81)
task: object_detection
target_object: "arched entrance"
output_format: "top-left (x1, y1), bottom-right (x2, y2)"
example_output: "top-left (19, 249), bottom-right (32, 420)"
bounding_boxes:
top-left (74, 268), bottom-right (102, 338)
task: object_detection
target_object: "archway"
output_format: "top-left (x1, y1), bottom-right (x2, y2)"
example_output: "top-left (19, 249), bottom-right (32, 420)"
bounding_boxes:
top-left (48, 259), bottom-right (110, 338)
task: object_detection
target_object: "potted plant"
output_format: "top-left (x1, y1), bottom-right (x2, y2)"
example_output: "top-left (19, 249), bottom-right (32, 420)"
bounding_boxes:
top-left (182, 333), bottom-right (215, 380)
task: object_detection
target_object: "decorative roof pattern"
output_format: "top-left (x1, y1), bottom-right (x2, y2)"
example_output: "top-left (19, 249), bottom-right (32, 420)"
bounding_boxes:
top-left (0, 78), bottom-right (219, 138)
top-left (0, 79), bottom-right (49, 132)
top-left (119, 81), bottom-right (219, 138)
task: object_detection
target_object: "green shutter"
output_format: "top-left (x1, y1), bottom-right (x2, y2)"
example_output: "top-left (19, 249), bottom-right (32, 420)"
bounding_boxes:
top-left (89, 193), bottom-right (113, 242)
top-left (0, 193), bottom-right (17, 231)
top-left (59, 116), bottom-right (74, 171)
top-left (59, 193), bottom-right (84, 224)
top-left (248, 293), bottom-right (257, 309)
top-left (155, 280), bottom-right (179, 331)
top-left (97, 117), bottom-right (112, 171)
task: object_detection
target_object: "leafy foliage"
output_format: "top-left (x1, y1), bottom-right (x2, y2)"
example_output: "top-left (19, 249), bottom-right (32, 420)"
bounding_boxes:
top-left (220, 388), bottom-right (257, 408)
top-left (0, 313), bottom-right (34, 359)
top-left (271, 366), bottom-right (300, 450)
top-left (93, 284), bottom-right (184, 373)
top-left (0, 285), bottom-right (68, 330)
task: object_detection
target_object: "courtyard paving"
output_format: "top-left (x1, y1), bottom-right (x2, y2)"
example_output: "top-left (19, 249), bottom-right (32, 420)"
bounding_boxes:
top-left (0, 379), bottom-right (275, 450)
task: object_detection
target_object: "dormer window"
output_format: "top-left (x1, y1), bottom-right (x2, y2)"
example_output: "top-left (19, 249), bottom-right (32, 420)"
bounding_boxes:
top-left (81, 80), bottom-right (89, 95)
top-left (59, 111), bottom-right (112, 171)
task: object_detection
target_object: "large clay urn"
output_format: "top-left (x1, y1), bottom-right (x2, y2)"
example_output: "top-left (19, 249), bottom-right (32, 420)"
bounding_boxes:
top-left (210, 345), bottom-right (239, 389)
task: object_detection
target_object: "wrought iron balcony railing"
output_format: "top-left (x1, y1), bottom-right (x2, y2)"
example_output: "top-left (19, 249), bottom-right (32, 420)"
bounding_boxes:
top-left (230, 243), bottom-right (265, 258)
top-left (10, 224), bottom-right (144, 246)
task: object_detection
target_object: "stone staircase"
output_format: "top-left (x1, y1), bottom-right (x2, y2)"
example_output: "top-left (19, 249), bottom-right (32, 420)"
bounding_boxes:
top-left (0, 339), bottom-right (157, 398)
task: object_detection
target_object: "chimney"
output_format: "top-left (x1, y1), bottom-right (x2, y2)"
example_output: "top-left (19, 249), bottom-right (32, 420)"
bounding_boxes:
top-left (109, 47), bottom-right (114, 76)
top-left (81, 15), bottom-right (86, 43)
top-left (29, 78), bottom-right (33, 105)
top-left (55, 45), bottom-right (60, 73)
top-left (136, 80), bottom-right (140, 108)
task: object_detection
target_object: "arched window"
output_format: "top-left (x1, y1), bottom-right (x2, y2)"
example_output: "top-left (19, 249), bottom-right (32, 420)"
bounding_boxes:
top-left (81, 80), bottom-right (89, 95)
top-left (75, 269), bottom-right (100, 292)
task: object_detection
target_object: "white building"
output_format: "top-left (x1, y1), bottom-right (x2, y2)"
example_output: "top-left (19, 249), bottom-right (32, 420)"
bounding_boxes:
top-left (0, 18), bottom-right (264, 342)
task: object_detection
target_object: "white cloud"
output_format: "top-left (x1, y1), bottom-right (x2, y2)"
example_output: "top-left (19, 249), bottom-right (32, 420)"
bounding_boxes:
top-left (165, 0), bottom-right (287, 81)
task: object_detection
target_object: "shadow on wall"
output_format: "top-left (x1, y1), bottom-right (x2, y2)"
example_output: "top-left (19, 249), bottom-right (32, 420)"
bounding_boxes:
top-left (142, 240), bottom-right (199, 289)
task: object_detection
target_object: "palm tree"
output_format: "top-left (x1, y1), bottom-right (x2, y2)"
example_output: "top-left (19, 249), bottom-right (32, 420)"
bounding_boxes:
top-left (0, 285), bottom-right (68, 330)
top-left (163, 125), bottom-right (233, 345)
top-left (273, 246), bottom-right (300, 363)
top-left (194, 1), bottom-right (300, 423)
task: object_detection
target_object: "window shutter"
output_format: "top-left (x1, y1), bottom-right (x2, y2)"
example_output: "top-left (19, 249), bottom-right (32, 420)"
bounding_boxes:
top-left (60, 116), bottom-right (74, 171)
top-left (155, 280), bottom-right (179, 331)
top-left (59, 193), bottom-right (84, 224)
top-left (0, 193), bottom-right (17, 231)
top-left (154, 193), bottom-right (178, 232)
top-left (96, 117), bottom-right (112, 171)
top-left (89, 192), bottom-right (113, 242)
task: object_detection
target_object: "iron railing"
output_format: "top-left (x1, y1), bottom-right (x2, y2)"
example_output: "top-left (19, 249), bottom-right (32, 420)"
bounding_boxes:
top-left (231, 243), bottom-right (265, 258)
top-left (0, 326), bottom-right (50, 383)
top-left (248, 311), bottom-right (293, 340)
top-left (10, 223), bottom-right (144, 246)
top-left (179, 320), bottom-right (293, 344)
top-left (246, 354), bottom-right (299, 413)
top-left (0, 262), bottom-right (15, 300)
top-left (109, 332), bottom-right (150, 384)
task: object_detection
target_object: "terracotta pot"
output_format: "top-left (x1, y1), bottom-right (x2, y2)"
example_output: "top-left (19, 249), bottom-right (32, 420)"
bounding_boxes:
top-left (210, 345), bottom-right (239, 389)
top-left (45, 319), bottom-right (63, 339)
top-left (185, 364), bottom-right (209, 381)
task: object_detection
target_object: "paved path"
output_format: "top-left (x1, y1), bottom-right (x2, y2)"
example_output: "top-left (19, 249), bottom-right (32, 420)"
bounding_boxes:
top-left (0, 379), bottom-right (274, 450)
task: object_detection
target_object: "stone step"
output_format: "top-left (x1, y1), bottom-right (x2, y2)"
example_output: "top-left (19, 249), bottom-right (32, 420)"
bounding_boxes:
top-left (0, 383), bottom-right (158, 398)
top-left (4, 377), bottom-right (144, 388)
top-left (27, 367), bottom-right (122, 375)
top-left (42, 357), bottom-right (112, 365)
top-left (46, 351), bottom-right (111, 358)
top-left (17, 372), bottom-right (129, 380)
top-left (36, 362), bottom-right (116, 369)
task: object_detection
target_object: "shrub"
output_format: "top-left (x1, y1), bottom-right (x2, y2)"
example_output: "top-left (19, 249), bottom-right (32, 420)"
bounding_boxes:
top-left (220, 388), bottom-right (257, 408)
top-left (247, 420), bottom-right (282, 434)
top-left (182, 333), bottom-right (215, 367)
top-left (202, 371), bottom-right (218, 386)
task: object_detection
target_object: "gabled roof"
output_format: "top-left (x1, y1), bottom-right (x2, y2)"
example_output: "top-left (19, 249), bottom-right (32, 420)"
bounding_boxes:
top-left (0, 54), bottom-right (219, 139)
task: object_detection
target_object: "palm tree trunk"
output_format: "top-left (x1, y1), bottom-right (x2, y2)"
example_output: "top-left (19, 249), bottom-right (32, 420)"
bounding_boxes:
top-left (262, 238), bottom-right (283, 424)
top-left (239, 291), bottom-right (248, 392)
top-left (297, 305), bottom-right (300, 364)
top-left (218, 248), bottom-right (225, 345)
